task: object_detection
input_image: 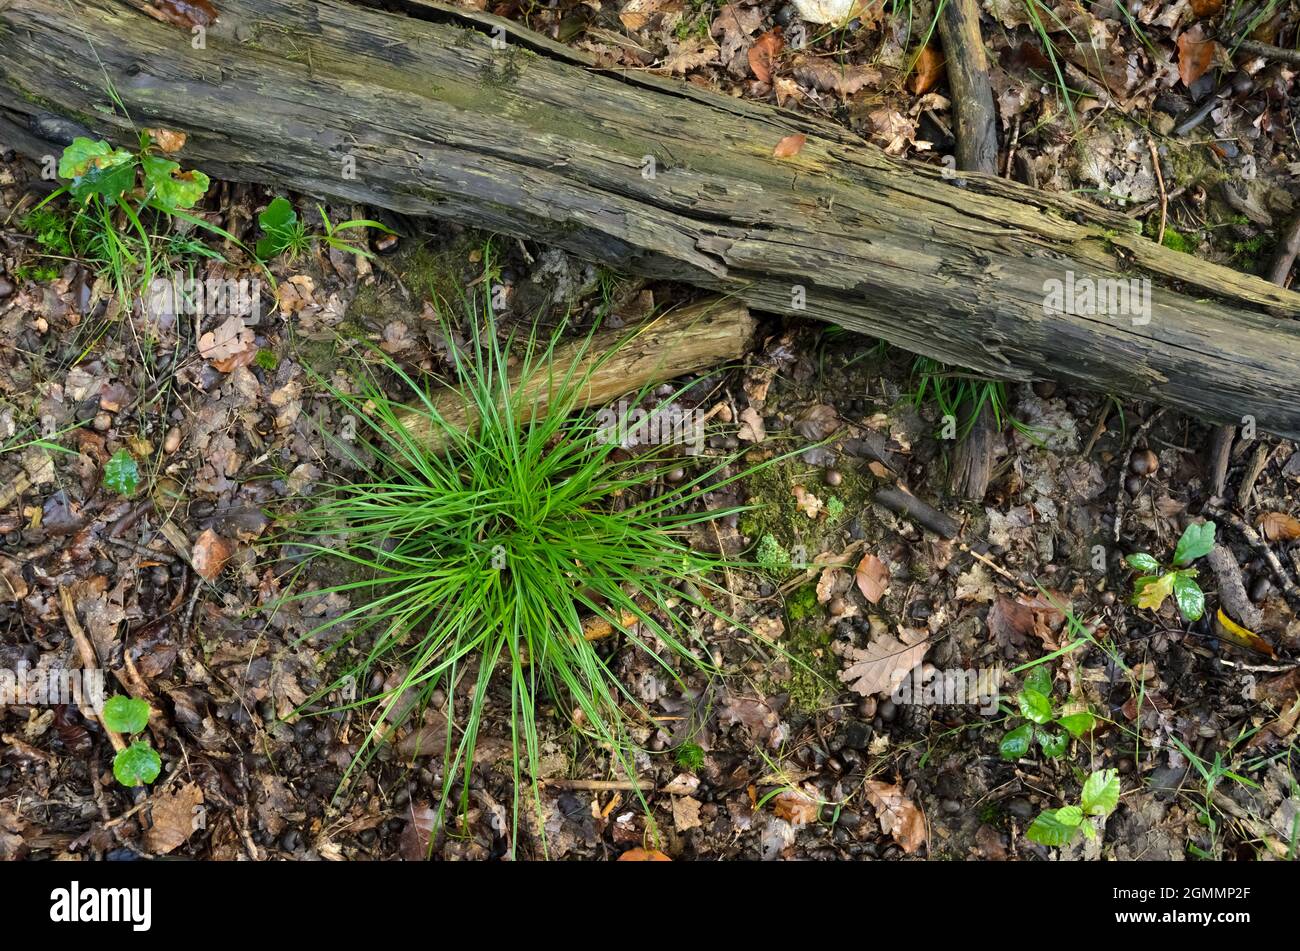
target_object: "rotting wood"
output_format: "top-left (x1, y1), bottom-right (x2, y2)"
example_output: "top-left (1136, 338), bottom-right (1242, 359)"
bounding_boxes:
top-left (3, 0), bottom-right (1300, 436)
top-left (391, 298), bottom-right (754, 448)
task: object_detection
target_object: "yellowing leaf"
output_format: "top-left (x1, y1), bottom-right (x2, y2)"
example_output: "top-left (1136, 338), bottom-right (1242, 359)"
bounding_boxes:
top-left (1134, 572), bottom-right (1174, 611)
top-left (1214, 607), bottom-right (1277, 659)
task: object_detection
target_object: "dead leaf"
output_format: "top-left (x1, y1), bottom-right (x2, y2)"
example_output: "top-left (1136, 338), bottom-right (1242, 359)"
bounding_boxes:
top-left (773, 787), bottom-right (820, 826)
top-left (1177, 26), bottom-right (1216, 88)
top-left (662, 36), bottom-right (716, 75)
top-left (773, 133), bottom-right (806, 158)
top-left (854, 553), bottom-right (889, 604)
top-left (793, 403), bottom-right (840, 440)
top-left (736, 406), bottom-right (766, 442)
top-left (987, 595), bottom-right (1035, 649)
top-left (0, 555), bottom-right (28, 602)
top-left (197, 316), bottom-right (256, 372)
top-left (191, 528), bottom-right (235, 581)
top-left (618, 847), bottom-right (672, 861)
top-left (791, 55), bottom-right (881, 97)
top-left (793, 485), bottom-right (824, 518)
top-left (672, 795), bottom-right (703, 831)
top-left (154, 0), bottom-right (218, 29)
top-left (748, 29), bottom-right (784, 83)
top-left (909, 43), bottom-right (946, 94)
top-left (863, 779), bottom-right (926, 853)
top-left (837, 628), bottom-right (928, 696)
top-left (1258, 511), bottom-right (1300, 542)
top-left (145, 782), bottom-right (204, 854)
top-left (144, 127), bottom-right (187, 153)
top-left (815, 566), bottom-right (841, 603)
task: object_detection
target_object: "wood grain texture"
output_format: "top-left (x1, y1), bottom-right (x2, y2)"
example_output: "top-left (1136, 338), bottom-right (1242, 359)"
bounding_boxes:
top-left (394, 298), bottom-right (754, 448)
top-left (2, 0), bottom-right (1299, 434)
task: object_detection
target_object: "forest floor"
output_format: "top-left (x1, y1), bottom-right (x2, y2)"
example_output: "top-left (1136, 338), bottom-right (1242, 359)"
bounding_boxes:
top-left (1, 0), bottom-right (1299, 861)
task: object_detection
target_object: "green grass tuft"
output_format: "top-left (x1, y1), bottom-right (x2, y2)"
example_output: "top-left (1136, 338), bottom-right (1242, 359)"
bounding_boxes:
top-left (281, 293), bottom-right (777, 854)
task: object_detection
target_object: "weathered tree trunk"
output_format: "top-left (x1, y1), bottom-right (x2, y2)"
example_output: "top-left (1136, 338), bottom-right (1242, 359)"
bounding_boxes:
top-left (3, 0), bottom-right (1300, 435)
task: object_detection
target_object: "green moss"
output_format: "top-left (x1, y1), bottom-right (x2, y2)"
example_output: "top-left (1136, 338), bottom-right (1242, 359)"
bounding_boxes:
top-left (1230, 233), bottom-right (1271, 272)
top-left (478, 46), bottom-right (526, 90)
top-left (756, 533), bottom-right (792, 575)
top-left (1161, 228), bottom-right (1192, 253)
top-left (785, 582), bottom-right (818, 622)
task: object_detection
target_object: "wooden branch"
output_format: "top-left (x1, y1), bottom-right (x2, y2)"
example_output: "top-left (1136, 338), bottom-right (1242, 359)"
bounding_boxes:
top-left (394, 299), bottom-right (754, 448)
top-left (2, 0), bottom-right (1300, 436)
top-left (938, 0), bottom-right (999, 500)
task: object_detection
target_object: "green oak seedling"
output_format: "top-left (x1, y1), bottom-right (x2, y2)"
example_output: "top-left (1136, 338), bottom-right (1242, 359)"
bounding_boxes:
top-left (1127, 521), bottom-right (1216, 622)
top-left (1026, 768), bottom-right (1120, 847)
top-left (999, 664), bottom-right (1095, 760)
top-left (102, 696), bottom-right (161, 787)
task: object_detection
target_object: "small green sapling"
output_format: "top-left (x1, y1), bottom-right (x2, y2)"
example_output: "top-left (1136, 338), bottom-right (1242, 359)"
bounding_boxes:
top-left (103, 695), bottom-right (161, 787)
top-left (999, 665), bottom-right (1095, 760)
top-left (1127, 521), bottom-right (1216, 621)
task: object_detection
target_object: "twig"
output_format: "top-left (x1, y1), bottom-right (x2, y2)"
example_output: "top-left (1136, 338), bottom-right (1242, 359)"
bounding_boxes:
top-left (57, 585), bottom-right (126, 754)
top-left (1147, 138), bottom-right (1168, 246)
top-left (1236, 39), bottom-right (1300, 67)
top-left (1267, 210), bottom-right (1300, 287)
top-left (1203, 502), bottom-right (1300, 612)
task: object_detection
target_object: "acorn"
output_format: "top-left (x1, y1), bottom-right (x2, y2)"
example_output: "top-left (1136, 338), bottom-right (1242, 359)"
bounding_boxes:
top-left (825, 469), bottom-right (843, 487)
top-left (1124, 474), bottom-right (1143, 496)
top-left (1128, 448), bottom-right (1158, 477)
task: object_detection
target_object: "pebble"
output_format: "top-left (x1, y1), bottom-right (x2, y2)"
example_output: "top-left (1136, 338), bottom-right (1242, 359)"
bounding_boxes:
top-left (666, 467), bottom-right (685, 483)
top-left (878, 699), bottom-right (897, 722)
top-left (92, 412), bottom-right (111, 432)
top-left (1032, 380), bottom-right (1056, 399)
top-left (825, 469), bottom-right (843, 487)
top-left (163, 426), bottom-right (182, 453)
top-left (942, 799), bottom-right (962, 815)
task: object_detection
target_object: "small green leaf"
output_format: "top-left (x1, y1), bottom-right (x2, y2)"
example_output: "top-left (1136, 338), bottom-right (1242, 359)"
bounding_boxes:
top-left (256, 196), bottom-right (299, 259)
top-left (1126, 552), bottom-right (1161, 573)
top-left (102, 449), bottom-right (140, 496)
top-left (1172, 571), bottom-right (1205, 621)
top-left (1081, 768), bottom-right (1120, 817)
top-left (999, 723), bottom-right (1033, 760)
top-left (1026, 807), bottom-right (1082, 846)
top-left (59, 137), bottom-right (136, 204)
top-left (1038, 729), bottom-right (1069, 758)
top-left (1023, 665), bottom-right (1053, 699)
top-left (1173, 521), bottom-right (1216, 567)
top-left (141, 154), bottom-right (210, 209)
top-left (113, 741), bottom-right (161, 787)
top-left (1018, 688), bottom-right (1053, 725)
top-left (102, 695), bottom-right (151, 734)
top-left (1056, 711), bottom-right (1095, 739)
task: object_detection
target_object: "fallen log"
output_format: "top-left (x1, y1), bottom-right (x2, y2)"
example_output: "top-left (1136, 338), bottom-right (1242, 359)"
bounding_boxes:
top-left (394, 298), bottom-right (753, 448)
top-left (3, 0), bottom-right (1300, 436)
